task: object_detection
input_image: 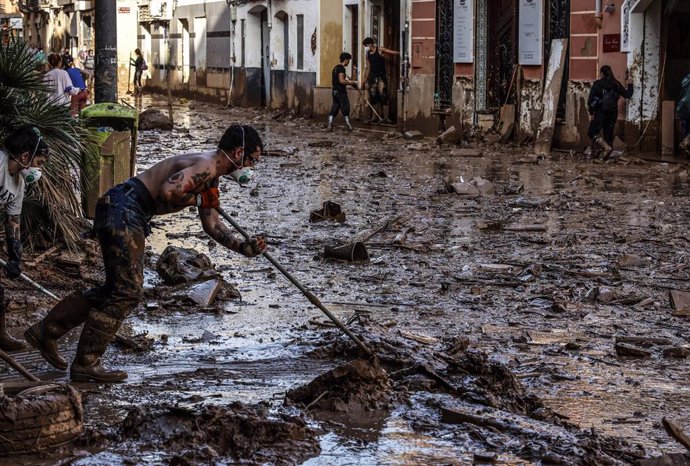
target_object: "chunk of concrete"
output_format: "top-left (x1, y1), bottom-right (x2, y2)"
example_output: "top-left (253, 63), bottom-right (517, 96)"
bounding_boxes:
top-left (138, 108), bottom-right (173, 131)
top-left (172, 277), bottom-right (240, 307)
top-left (669, 290), bottom-right (690, 311)
top-left (157, 246), bottom-right (215, 285)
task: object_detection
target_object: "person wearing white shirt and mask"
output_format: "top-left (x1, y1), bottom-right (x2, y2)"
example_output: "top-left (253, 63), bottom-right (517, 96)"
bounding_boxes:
top-left (0, 126), bottom-right (49, 350)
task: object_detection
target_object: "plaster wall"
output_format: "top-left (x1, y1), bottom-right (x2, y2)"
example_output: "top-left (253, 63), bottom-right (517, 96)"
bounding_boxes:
top-left (139, 0), bottom-right (318, 112)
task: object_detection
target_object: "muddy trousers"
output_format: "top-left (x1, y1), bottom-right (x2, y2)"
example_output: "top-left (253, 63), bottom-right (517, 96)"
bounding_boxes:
top-left (70, 182), bottom-right (149, 382)
top-left (329, 91), bottom-right (351, 118)
top-left (588, 110), bottom-right (617, 146)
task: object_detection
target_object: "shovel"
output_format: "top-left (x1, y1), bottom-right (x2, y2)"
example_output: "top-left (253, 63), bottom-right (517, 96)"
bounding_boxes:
top-left (216, 207), bottom-right (373, 357)
top-left (355, 88), bottom-right (384, 123)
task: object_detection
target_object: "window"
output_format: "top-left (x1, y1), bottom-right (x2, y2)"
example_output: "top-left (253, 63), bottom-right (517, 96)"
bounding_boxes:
top-left (296, 14), bottom-right (304, 70)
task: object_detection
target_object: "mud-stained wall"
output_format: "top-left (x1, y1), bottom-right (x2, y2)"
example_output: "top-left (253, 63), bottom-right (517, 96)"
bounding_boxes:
top-left (452, 77), bottom-right (475, 128)
top-left (139, 0), bottom-right (318, 113)
top-left (517, 79), bottom-right (542, 140)
top-left (319, 0), bottom-right (343, 87)
top-left (554, 81), bottom-right (592, 149)
top-left (401, 74), bottom-right (436, 133)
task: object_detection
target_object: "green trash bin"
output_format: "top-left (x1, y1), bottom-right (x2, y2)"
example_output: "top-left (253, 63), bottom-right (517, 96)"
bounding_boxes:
top-left (80, 103), bottom-right (138, 219)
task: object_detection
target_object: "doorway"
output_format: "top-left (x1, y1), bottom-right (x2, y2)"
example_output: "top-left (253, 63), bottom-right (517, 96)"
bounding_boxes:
top-left (486, 0), bottom-right (517, 110)
top-left (369, 0), bottom-right (400, 123)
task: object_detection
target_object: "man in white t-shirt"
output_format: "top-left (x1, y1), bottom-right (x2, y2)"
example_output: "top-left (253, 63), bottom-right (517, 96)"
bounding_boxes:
top-left (0, 126), bottom-right (49, 350)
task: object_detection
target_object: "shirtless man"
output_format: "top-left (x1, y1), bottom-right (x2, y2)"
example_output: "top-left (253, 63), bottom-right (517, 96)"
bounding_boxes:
top-left (25, 124), bottom-right (266, 383)
top-left (360, 37), bottom-right (399, 124)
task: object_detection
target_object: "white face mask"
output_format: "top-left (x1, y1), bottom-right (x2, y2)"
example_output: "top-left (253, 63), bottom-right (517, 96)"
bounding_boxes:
top-left (229, 167), bottom-right (254, 185)
top-left (20, 167), bottom-right (42, 184)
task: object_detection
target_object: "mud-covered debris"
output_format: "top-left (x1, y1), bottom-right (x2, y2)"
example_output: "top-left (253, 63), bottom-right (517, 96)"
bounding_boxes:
top-left (265, 146), bottom-right (298, 156)
top-left (637, 453), bottom-right (690, 466)
top-left (669, 290), bottom-right (690, 312)
top-left (449, 147), bottom-right (483, 157)
top-left (309, 201), bottom-right (346, 223)
top-left (435, 125), bottom-right (462, 145)
top-left (663, 346), bottom-right (690, 359)
top-left (156, 246), bottom-right (216, 285)
top-left (615, 342), bottom-right (652, 358)
top-left (286, 359), bottom-right (391, 412)
top-left (308, 140), bottom-right (337, 148)
top-left (617, 254), bottom-right (651, 268)
top-left (446, 176), bottom-right (494, 197)
top-left (138, 108), bottom-right (173, 130)
top-left (119, 402), bottom-right (320, 465)
top-left (323, 242), bottom-right (369, 262)
top-left (172, 277), bottom-right (240, 306)
top-left (114, 332), bottom-right (155, 353)
top-left (403, 130), bottom-right (424, 140)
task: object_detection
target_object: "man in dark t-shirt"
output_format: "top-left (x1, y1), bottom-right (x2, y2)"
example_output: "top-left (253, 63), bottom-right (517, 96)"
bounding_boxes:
top-left (361, 37), bottom-right (399, 124)
top-left (328, 52), bottom-right (358, 132)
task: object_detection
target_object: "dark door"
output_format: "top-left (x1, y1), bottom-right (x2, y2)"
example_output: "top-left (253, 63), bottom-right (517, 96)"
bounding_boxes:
top-left (434, 0), bottom-right (454, 111)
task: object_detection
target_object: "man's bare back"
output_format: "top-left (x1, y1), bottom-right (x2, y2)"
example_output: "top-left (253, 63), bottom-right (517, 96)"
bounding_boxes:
top-left (136, 150), bottom-right (221, 215)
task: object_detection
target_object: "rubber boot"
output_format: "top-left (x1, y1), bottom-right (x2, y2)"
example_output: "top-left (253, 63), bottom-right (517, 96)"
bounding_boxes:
top-left (24, 291), bottom-right (92, 370)
top-left (0, 302), bottom-right (27, 352)
top-left (344, 117), bottom-right (353, 132)
top-left (70, 311), bottom-right (127, 383)
top-left (326, 115), bottom-right (334, 132)
top-left (595, 137), bottom-right (613, 159)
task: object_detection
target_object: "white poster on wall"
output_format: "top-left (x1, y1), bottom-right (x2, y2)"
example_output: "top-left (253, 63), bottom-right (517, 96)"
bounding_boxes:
top-left (621, 0), bottom-right (631, 52)
top-left (453, 0), bottom-right (474, 63)
top-left (519, 0), bottom-right (543, 65)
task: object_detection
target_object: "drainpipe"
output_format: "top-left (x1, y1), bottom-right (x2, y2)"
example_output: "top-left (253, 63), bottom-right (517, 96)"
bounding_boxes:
top-left (227, 0), bottom-right (237, 106)
top-left (401, 16), bottom-right (409, 133)
top-left (595, 0), bottom-right (602, 27)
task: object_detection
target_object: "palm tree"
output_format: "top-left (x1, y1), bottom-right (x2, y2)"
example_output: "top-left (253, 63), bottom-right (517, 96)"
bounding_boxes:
top-left (0, 39), bottom-right (89, 250)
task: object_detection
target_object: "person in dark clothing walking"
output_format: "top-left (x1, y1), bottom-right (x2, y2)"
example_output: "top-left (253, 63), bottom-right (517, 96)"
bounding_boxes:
top-left (361, 37), bottom-right (399, 124)
top-left (587, 65), bottom-right (633, 158)
top-left (328, 53), bottom-right (358, 132)
top-left (130, 48), bottom-right (146, 95)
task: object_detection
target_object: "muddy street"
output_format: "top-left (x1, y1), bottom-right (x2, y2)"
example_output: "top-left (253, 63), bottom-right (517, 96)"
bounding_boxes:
top-left (3, 95), bottom-right (690, 465)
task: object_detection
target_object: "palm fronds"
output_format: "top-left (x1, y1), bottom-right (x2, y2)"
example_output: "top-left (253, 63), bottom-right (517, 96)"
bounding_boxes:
top-left (0, 38), bottom-right (89, 250)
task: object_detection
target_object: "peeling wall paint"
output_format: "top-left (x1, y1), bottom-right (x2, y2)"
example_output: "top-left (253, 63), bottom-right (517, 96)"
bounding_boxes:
top-left (517, 79), bottom-right (542, 140)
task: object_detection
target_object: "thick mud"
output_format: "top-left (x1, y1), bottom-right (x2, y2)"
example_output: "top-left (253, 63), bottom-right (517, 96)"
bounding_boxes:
top-left (1, 93), bottom-right (690, 464)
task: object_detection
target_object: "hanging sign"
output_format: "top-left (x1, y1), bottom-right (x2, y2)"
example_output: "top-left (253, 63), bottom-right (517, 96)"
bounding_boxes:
top-left (453, 0), bottom-right (474, 63)
top-left (518, 0), bottom-right (543, 65)
top-left (603, 34), bottom-right (621, 53)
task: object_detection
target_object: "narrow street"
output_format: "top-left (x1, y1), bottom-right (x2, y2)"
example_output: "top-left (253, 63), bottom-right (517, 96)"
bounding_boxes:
top-left (3, 95), bottom-right (690, 464)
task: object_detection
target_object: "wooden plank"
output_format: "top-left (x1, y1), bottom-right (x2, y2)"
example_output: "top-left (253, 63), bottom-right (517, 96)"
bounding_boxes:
top-left (535, 39), bottom-right (568, 156)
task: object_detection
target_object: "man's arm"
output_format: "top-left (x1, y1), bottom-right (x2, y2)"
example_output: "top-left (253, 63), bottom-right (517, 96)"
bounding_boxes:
top-left (338, 72), bottom-right (354, 86)
top-left (380, 46), bottom-right (400, 57)
top-left (5, 214), bottom-right (22, 278)
top-left (156, 164), bottom-right (216, 214)
top-left (198, 208), bottom-right (266, 257)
